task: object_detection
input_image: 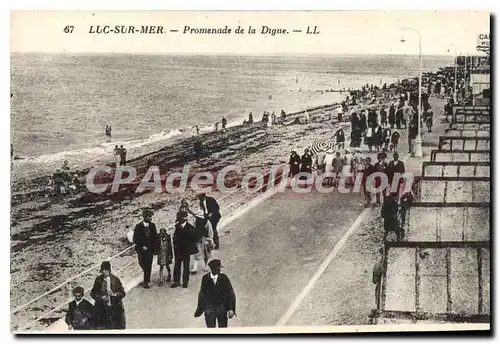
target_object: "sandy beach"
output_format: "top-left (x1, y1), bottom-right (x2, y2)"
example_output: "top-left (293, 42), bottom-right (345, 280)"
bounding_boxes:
top-left (12, 94), bottom-right (378, 329)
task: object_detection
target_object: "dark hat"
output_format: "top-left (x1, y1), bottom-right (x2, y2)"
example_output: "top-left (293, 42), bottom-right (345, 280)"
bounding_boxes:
top-left (100, 261), bottom-right (111, 272)
top-left (72, 286), bottom-right (84, 295)
top-left (142, 208), bottom-right (153, 216)
top-left (208, 259), bottom-right (221, 270)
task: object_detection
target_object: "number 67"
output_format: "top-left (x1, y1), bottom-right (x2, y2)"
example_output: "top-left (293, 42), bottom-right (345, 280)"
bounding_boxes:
top-left (64, 26), bottom-right (74, 34)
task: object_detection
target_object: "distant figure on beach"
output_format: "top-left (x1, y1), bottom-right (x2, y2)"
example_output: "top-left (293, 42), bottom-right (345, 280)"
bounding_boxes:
top-left (119, 145), bottom-right (127, 166)
top-left (194, 139), bottom-right (203, 162)
top-left (105, 125), bottom-right (112, 140)
top-left (288, 150), bottom-right (301, 178)
top-left (91, 261), bottom-right (126, 330)
top-left (280, 109), bottom-right (286, 124)
top-left (221, 117), bottom-right (227, 130)
top-left (304, 110), bottom-right (311, 123)
top-left (196, 125), bottom-right (200, 136)
top-left (113, 145), bottom-right (120, 167)
top-left (10, 144), bottom-right (13, 159)
top-left (271, 111), bottom-right (276, 125)
top-left (261, 111), bottom-right (269, 124)
top-left (215, 122), bottom-right (219, 132)
top-left (65, 286), bottom-right (94, 330)
top-left (248, 112), bottom-right (253, 124)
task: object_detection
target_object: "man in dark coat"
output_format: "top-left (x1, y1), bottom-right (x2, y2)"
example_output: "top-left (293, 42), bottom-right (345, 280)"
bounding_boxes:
top-left (90, 261), bottom-right (126, 330)
top-left (334, 128), bottom-right (345, 150)
top-left (300, 148), bottom-right (313, 174)
top-left (381, 193), bottom-right (401, 241)
top-left (372, 247), bottom-right (385, 310)
top-left (363, 157), bottom-right (376, 207)
top-left (288, 150), bottom-right (301, 177)
top-left (65, 286), bottom-right (94, 330)
top-left (133, 209), bottom-right (160, 289)
top-left (386, 153), bottom-right (406, 196)
top-left (194, 259), bottom-right (236, 328)
top-left (388, 104), bottom-right (396, 129)
top-left (198, 192), bottom-right (221, 250)
top-left (172, 211), bottom-right (198, 288)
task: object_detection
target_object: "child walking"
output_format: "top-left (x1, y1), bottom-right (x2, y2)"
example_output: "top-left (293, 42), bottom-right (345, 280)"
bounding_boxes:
top-left (157, 228), bottom-right (173, 286)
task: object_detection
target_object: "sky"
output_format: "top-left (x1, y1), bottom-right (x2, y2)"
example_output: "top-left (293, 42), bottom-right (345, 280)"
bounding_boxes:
top-left (10, 11), bottom-right (490, 56)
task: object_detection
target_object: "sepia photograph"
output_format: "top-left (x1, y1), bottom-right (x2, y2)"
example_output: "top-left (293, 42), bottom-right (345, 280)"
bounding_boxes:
top-left (9, 10), bottom-right (491, 334)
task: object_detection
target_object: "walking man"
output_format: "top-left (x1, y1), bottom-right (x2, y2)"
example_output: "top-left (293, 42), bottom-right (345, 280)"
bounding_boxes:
top-left (381, 193), bottom-right (401, 241)
top-left (198, 192), bottom-right (221, 250)
top-left (372, 248), bottom-right (385, 310)
top-left (113, 145), bottom-right (121, 167)
top-left (133, 209), bottom-right (159, 289)
top-left (172, 211), bottom-right (198, 288)
top-left (194, 259), bottom-right (236, 328)
top-left (65, 286), bottom-right (94, 330)
top-left (119, 145), bottom-right (127, 166)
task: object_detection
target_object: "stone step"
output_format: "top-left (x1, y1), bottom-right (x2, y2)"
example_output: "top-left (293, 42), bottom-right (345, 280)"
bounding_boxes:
top-left (422, 162), bottom-right (489, 178)
top-left (438, 136), bottom-right (490, 151)
top-left (404, 203), bottom-right (490, 242)
top-left (454, 114), bottom-right (490, 124)
top-left (418, 177), bottom-right (490, 203)
top-left (431, 150), bottom-right (490, 163)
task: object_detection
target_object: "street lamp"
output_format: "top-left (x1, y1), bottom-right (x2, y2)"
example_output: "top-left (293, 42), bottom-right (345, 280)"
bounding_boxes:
top-left (447, 44), bottom-right (458, 104)
top-left (400, 27), bottom-right (423, 158)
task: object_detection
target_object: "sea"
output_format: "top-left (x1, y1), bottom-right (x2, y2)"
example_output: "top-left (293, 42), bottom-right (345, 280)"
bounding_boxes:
top-left (10, 53), bottom-right (453, 173)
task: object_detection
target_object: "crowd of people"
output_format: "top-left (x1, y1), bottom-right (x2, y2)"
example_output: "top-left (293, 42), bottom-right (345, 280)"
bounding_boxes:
top-left (66, 192), bottom-right (236, 330)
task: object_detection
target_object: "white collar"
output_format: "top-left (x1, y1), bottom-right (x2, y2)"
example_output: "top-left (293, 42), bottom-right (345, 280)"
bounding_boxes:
top-left (143, 221), bottom-right (149, 227)
top-left (75, 299), bottom-right (83, 306)
top-left (210, 273), bottom-right (218, 280)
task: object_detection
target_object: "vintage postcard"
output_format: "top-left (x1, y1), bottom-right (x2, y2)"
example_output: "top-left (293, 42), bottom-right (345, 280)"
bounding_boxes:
top-left (10, 10), bottom-right (490, 334)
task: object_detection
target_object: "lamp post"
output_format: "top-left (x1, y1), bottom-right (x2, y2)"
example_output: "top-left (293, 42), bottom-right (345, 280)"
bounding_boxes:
top-left (448, 44), bottom-right (458, 104)
top-left (400, 27), bottom-right (423, 158)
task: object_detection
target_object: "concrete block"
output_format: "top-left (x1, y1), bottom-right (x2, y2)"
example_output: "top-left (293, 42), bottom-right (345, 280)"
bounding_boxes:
top-left (424, 165), bottom-right (443, 177)
top-left (472, 181), bottom-right (490, 202)
top-left (459, 165), bottom-right (475, 177)
top-left (463, 207), bottom-right (490, 241)
top-left (476, 140), bottom-right (490, 150)
top-left (419, 276), bottom-right (448, 314)
top-left (450, 248), bottom-right (479, 315)
top-left (446, 180), bottom-right (472, 203)
top-left (443, 165), bottom-right (459, 177)
top-left (385, 248), bottom-right (416, 312)
top-left (470, 153), bottom-right (489, 162)
top-left (475, 166), bottom-right (490, 177)
top-left (407, 208), bottom-right (437, 241)
top-left (420, 180), bottom-right (445, 202)
top-left (480, 248), bottom-right (490, 315)
top-left (439, 208), bottom-right (465, 241)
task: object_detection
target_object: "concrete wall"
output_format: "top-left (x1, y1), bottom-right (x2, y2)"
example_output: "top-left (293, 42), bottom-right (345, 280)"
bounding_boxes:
top-left (384, 247), bottom-right (490, 315)
top-left (445, 130), bottom-right (490, 137)
top-left (419, 179), bottom-right (490, 203)
top-left (423, 164), bottom-right (490, 178)
top-left (432, 151), bottom-right (489, 163)
top-left (451, 123), bottom-right (490, 131)
top-left (406, 206), bottom-right (490, 242)
top-left (454, 114), bottom-right (490, 123)
top-left (439, 137), bottom-right (490, 151)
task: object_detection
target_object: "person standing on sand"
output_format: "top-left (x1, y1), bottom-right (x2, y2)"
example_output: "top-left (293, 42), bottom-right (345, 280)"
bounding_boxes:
top-left (157, 228), bottom-right (173, 286)
top-left (304, 110), bottom-right (311, 123)
top-left (248, 112), bottom-right (253, 124)
top-left (133, 209), bottom-right (159, 289)
top-left (119, 145), bottom-right (127, 166)
top-left (194, 139), bottom-right (203, 162)
top-left (91, 261), bottom-right (126, 330)
top-left (280, 109), bottom-right (286, 124)
top-left (194, 259), bottom-right (236, 328)
top-left (113, 145), bottom-right (120, 167)
top-left (271, 111), bottom-right (277, 125)
top-left (221, 117), bottom-right (227, 130)
top-left (288, 150), bottom-right (301, 178)
top-left (196, 125), bottom-right (200, 136)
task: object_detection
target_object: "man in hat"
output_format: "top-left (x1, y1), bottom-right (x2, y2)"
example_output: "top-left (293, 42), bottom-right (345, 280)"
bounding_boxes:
top-left (65, 286), bottom-right (94, 330)
top-left (194, 259), bottom-right (236, 328)
top-left (133, 209), bottom-right (160, 289)
top-left (372, 247), bottom-right (385, 310)
top-left (386, 152), bottom-right (406, 197)
top-left (172, 211), bottom-right (198, 288)
top-left (288, 150), bottom-right (301, 178)
top-left (90, 261), bottom-right (126, 329)
top-left (381, 193), bottom-right (401, 241)
top-left (190, 206), bottom-right (214, 274)
top-left (197, 192), bottom-right (221, 250)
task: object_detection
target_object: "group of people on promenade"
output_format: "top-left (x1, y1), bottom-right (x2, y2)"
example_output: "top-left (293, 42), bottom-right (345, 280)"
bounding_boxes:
top-left (66, 192), bottom-right (236, 330)
top-left (112, 145), bottom-right (128, 167)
